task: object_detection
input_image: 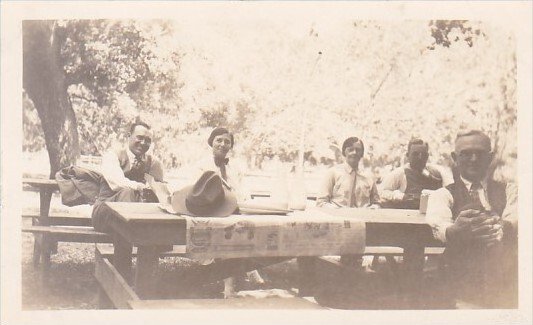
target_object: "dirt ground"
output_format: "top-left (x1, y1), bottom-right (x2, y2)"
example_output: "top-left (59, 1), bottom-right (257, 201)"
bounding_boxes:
top-left (21, 222), bottom-right (318, 310)
top-left (20, 191), bottom-right (443, 310)
top-left (21, 214), bottom-right (305, 310)
top-left (22, 221), bottom-right (101, 310)
top-left (20, 190), bottom-right (313, 310)
top-left (21, 221), bottom-right (418, 311)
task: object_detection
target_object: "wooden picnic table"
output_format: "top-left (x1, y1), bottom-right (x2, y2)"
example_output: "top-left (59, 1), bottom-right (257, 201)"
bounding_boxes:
top-left (96, 202), bottom-right (442, 309)
top-left (22, 178), bottom-right (111, 270)
top-left (23, 178), bottom-right (59, 219)
top-left (22, 178), bottom-right (60, 266)
top-left (21, 175), bottom-right (314, 269)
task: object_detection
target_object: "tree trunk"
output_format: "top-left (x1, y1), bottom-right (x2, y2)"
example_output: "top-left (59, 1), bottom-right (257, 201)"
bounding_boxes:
top-left (23, 20), bottom-right (79, 178)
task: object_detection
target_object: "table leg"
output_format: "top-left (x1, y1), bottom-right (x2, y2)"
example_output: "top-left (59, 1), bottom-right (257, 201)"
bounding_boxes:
top-left (39, 188), bottom-right (52, 221)
top-left (402, 244), bottom-right (425, 308)
top-left (32, 234), bottom-right (42, 267)
top-left (135, 246), bottom-right (160, 299)
top-left (41, 240), bottom-right (52, 272)
top-left (113, 239), bottom-right (133, 284)
top-left (33, 188), bottom-right (53, 268)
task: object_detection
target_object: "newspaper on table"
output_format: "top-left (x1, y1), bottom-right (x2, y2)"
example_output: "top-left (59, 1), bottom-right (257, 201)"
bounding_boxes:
top-left (184, 209), bottom-right (365, 259)
top-left (145, 173), bottom-right (172, 206)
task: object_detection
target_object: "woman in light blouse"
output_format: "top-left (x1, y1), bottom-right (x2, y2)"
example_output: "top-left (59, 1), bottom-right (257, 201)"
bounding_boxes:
top-left (191, 127), bottom-right (264, 296)
top-left (190, 127), bottom-right (249, 202)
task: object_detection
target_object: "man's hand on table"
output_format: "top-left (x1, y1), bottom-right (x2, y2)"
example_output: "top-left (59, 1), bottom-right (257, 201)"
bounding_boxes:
top-left (446, 209), bottom-right (503, 247)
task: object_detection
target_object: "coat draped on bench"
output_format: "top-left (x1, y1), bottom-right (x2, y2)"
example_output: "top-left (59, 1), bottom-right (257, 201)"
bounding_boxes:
top-left (56, 165), bottom-right (103, 207)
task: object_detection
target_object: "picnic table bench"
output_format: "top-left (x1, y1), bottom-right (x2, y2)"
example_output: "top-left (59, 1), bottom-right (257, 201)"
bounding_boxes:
top-left (22, 178), bottom-right (112, 270)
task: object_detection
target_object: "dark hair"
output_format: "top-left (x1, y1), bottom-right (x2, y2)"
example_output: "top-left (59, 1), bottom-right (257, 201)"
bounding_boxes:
top-left (342, 137), bottom-right (364, 156)
top-left (208, 127), bottom-right (234, 148)
top-left (407, 138), bottom-right (429, 153)
top-left (130, 121), bottom-right (151, 134)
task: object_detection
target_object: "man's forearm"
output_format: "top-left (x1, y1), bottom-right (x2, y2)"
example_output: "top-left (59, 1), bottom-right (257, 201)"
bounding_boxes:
top-left (379, 189), bottom-right (404, 202)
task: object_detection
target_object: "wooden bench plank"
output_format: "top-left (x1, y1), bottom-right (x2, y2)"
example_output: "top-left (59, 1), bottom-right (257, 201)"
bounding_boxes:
top-left (23, 178), bottom-right (59, 186)
top-left (424, 247), bottom-right (445, 255)
top-left (364, 246), bottom-right (445, 256)
top-left (22, 178), bottom-right (59, 191)
top-left (22, 225), bottom-right (111, 243)
top-left (250, 190), bottom-right (318, 201)
top-left (95, 246), bottom-right (140, 309)
top-left (22, 210), bottom-right (93, 227)
top-left (364, 246), bottom-right (404, 255)
top-left (128, 297), bottom-right (325, 309)
top-left (94, 244), bottom-right (444, 264)
top-left (95, 244), bottom-right (187, 258)
top-left (316, 246), bottom-right (445, 274)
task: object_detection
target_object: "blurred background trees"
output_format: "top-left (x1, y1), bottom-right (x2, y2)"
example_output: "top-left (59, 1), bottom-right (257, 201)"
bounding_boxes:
top-left (23, 19), bottom-right (517, 183)
top-left (23, 20), bottom-right (182, 176)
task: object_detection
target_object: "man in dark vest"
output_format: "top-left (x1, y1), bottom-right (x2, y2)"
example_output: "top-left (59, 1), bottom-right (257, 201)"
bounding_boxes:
top-left (426, 130), bottom-right (517, 308)
top-left (379, 138), bottom-right (451, 209)
top-left (92, 121), bottom-right (164, 232)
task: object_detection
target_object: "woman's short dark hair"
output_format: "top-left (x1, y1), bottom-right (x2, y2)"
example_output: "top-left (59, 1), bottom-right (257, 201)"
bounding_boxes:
top-left (208, 127), bottom-right (234, 148)
top-left (342, 137), bottom-right (364, 156)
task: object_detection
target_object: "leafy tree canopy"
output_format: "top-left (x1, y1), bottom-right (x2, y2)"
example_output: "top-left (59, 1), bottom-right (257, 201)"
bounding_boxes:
top-left (24, 19), bottom-right (517, 182)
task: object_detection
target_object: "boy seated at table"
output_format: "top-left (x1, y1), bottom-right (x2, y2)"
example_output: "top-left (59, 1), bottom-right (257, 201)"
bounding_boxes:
top-left (316, 136), bottom-right (380, 267)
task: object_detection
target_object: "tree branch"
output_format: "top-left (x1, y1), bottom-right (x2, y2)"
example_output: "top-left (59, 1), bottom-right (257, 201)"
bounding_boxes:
top-left (69, 93), bottom-right (99, 104)
top-left (370, 62), bottom-right (395, 102)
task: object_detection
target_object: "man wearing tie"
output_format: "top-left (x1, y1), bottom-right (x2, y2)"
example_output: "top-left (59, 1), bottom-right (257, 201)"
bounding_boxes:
top-left (426, 130), bottom-right (517, 308)
top-left (92, 121), bottom-right (164, 232)
top-left (316, 136), bottom-right (380, 267)
top-left (316, 136), bottom-right (380, 209)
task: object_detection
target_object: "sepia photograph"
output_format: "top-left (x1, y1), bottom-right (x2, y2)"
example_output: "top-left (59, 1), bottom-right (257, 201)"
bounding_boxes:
top-left (1, 1), bottom-right (532, 324)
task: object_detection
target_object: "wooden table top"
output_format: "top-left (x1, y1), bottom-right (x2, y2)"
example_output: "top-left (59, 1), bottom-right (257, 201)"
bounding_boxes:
top-left (104, 202), bottom-right (440, 253)
top-left (22, 178), bottom-right (59, 189)
top-left (105, 202), bottom-right (430, 225)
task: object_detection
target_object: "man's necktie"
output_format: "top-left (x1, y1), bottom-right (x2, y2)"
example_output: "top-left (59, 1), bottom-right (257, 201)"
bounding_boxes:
top-left (469, 182), bottom-right (483, 208)
top-left (348, 171), bottom-right (357, 207)
top-left (127, 156), bottom-right (145, 182)
top-left (132, 156), bottom-right (142, 169)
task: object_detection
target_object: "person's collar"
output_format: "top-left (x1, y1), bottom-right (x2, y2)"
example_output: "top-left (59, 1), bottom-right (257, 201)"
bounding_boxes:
top-left (343, 162), bottom-right (358, 174)
top-left (214, 156), bottom-right (229, 167)
top-left (406, 163), bottom-right (429, 176)
top-left (460, 175), bottom-right (488, 191)
top-left (127, 147), bottom-right (145, 162)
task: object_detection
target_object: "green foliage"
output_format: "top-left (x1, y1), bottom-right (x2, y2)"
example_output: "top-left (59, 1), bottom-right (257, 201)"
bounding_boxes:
top-left (61, 20), bottom-right (160, 106)
top-left (23, 19), bottom-right (517, 182)
top-left (51, 20), bottom-right (182, 155)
